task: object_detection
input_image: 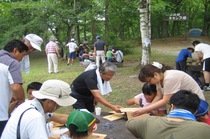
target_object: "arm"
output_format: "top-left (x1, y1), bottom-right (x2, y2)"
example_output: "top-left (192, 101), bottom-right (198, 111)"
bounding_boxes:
top-left (151, 89), bottom-right (163, 104)
top-left (94, 47), bottom-right (96, 55)
top-left (196, 51), bottom-right (203, 62)
top-left (55, 47), bottom-right (60, 58)
top-left (104, 45), bottom-right (107, 52)
top-left (10, 83), bottom-right (25, 104)
top-left (132, 94), bottom-right (172, 116)
top-left (126, 98), bottom-right (139, 106)
top-left (91, 89), bottom-right (122, 112)
top-left (50, 113), bottom-right (68, 124)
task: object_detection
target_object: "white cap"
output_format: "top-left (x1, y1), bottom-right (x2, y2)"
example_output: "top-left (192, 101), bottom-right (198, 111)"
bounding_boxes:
top-left (71, 38), bottom-right (75, 42)
top-left (25, 34), bottom-right (43, 51)
top-left (32, 79), bottom-right (77, 106)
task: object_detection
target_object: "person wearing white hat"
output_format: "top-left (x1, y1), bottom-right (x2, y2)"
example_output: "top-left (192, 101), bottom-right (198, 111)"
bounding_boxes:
top-left (66, 38), bottom-right (78, 65)
top-left (20, 34), bottom-right (43, 74)
top-left (1, 79), bottom-right (77, 139)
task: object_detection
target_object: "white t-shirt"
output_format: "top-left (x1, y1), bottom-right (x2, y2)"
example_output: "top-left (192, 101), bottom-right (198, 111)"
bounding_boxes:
top-left (195, 43), bottom-right (210, 59)
top-left (1, 99), bottom-right (48, 139)
top-left (115, 50), bottom-right (123, 62)
top-left (156, 70), bottom-right (205, 100)
top-left (66, 42), bottom-right (78, 53)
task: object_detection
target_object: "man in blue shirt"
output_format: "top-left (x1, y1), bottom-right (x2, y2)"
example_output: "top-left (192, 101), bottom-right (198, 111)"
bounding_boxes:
top-left (176, 47), bottom-right (194, 72)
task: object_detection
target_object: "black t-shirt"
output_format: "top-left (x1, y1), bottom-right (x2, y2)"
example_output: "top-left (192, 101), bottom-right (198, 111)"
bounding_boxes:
top-left (94, 40), bottom-right (106, 50)
top-left (72, 69), bottom-right (98, 96)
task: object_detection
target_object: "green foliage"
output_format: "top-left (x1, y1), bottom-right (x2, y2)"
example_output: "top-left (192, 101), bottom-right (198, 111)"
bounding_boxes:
top-left (0, 0), bottom-right (209, 50)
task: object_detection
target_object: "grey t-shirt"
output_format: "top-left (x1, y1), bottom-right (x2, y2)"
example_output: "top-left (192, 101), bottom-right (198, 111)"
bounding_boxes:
top-left (126, 116), bottom-right (210, 139)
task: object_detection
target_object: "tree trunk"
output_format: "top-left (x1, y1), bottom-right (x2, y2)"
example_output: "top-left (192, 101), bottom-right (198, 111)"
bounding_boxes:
top-left (139, 0), bottom-right (151, 66)
top-left (105, 0), bottom-right (109, 40)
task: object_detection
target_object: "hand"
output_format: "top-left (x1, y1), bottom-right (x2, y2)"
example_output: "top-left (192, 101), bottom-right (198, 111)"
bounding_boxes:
top-left (113, 105), bottom-right (123, 113)
top-left (8, 100), bottom-right (19, 115)
top-left (132, 108), bottom-right (145, 117)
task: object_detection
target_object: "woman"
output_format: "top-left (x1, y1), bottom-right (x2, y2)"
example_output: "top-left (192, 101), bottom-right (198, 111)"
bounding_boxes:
top-left (132, 62), bottom-right (205, 116)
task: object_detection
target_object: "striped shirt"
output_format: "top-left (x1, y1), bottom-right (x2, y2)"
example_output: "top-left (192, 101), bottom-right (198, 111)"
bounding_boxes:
top-left (45, 41), bottom-right (58, 53)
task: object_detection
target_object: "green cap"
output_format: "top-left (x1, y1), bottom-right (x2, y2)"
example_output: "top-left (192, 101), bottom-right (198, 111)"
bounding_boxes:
top-left (66, 110), bottom-right (96, 132)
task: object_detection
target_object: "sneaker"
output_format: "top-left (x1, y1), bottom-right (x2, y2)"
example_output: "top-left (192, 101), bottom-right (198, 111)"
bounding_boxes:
top-left (67, 63), bottom-right (69, 65)
top-left (203, 86), bottom-right (210, 91)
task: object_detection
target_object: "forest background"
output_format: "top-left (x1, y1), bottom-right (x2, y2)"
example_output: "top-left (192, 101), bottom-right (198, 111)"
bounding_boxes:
top-left (0, 0), bottom-right (210, 54)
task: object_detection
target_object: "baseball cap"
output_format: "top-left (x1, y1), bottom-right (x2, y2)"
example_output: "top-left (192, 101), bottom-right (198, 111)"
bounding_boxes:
top-left (66, 110), bottom-right (96, 132)
top-left (25, 34), bottom-right (43, 51)
top-left (195, 99), bottom-right (209, 117)
top-left (71, 38), bottom-right (75, 42)
top-left (96, 35), bottom-right (101, 39)
top-left (32, 79), bottom-right (77, 106)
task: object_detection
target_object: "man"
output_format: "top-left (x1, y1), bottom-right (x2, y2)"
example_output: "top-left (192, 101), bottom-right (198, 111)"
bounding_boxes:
top-left (94, 35), bottom-right (106, 67)
top-left (70, 62), bottom-right (122, 113)
top-left (66, 38), bottom-right (78, 65)
top-left (21, 34), bottom-right (43, 74)
top-left (192, 40), bottom-right (210, 90)
top-left (1, 79), bottom-right (77, 139)
top-left (175, 47), bottom-right (194, 72)
top-left (126, 90), bottom-right (210, 139)
top-left (45, 38), bottom-right (60, 73)
top-left (0, 39), bottom-right (29, 137)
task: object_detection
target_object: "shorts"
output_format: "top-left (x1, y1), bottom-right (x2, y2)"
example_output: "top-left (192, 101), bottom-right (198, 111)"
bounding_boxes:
top-left (68, 51), bottom-right (76, 59)
top-left (203, 58), bottom-right (210, 71)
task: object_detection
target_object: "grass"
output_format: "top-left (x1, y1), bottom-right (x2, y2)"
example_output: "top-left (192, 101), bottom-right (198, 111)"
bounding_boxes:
top-left (22, 36), bottom-right (210, 114)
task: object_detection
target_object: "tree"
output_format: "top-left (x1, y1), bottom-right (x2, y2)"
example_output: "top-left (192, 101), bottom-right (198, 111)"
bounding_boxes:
top-left (139, 0), bottom-right (151, 66)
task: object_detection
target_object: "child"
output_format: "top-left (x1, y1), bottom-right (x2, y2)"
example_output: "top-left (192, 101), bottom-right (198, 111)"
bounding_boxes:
top-left (126, 83), bottom-right (166, 116)
top-left (26, 82), bottom-right (42, 100)
top-left (66, 110), bottom-right (97, 139)
top-left (195, 99), bottom-right (210, 125)
top-left (106, 48), bottom-right (113, 62)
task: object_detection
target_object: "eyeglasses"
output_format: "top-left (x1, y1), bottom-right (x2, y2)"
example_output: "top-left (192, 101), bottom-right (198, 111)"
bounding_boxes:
top-left (146, 77), bottom-right (152, 84)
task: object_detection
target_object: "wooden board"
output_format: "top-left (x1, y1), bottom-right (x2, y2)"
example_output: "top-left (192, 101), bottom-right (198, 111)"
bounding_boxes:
top-left (88, 133), bottom-right (107, 139)
top-left (126, 112), bottom-right (149, 120)
top-left (103, 113), bottom-right (124, 121)
top-left (120, 108), bottom-right (138, 112)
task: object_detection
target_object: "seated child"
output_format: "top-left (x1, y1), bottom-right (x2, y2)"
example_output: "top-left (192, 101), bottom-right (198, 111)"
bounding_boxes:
top-left (126, 83), bottom-right (166, 116)
top-left (27, 82), bottom-right (42, 100)
top-left (195, 99), bottom-right (210, 125)
top-left (66, 110), bottom-right (97, 139)
top-left (106, 48), bottom-right (114, 62)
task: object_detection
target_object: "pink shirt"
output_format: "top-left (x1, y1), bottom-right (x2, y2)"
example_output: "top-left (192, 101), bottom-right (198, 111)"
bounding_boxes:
top-left (134, 93), bottom-right (166, 111)
top-left (45, 41), bottom-right (58, 53)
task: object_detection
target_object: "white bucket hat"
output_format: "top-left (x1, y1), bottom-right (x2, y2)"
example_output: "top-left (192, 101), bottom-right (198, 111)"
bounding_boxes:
top-left (32, 79), bottom-right (77, 106)
top-left (25, 34), bottom-right (43, 51)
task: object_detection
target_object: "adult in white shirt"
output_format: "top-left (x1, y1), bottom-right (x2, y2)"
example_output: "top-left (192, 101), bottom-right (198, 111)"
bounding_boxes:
top-left (20, 34), bottom-right (43, 74)
top-left (192, 40), bottom-right (210, 90)
top-left (115, 49), bottom-right (124, 63)
top-left (66, 38), bottom-right (78, 65)
top-left (1, 79), bottom-right (77, 139)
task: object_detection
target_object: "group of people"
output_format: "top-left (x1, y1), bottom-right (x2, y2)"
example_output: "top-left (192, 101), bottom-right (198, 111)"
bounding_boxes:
top-left (1, 33), bottom-right (210, 139)
top-left (45, 35), bottom-right (124, 74)
top-left (175, 40), bottom-right (210, 91)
